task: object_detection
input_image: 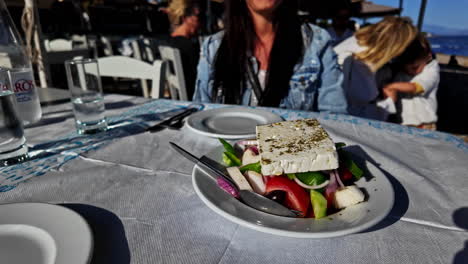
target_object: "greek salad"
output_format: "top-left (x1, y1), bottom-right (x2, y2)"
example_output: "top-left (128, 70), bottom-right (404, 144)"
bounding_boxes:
top-left (217, 138), bottom-right (366, 218)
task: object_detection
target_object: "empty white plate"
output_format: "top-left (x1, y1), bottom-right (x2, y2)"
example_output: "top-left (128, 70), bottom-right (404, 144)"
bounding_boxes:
top-left (0, 203), bottom-right (93, 264)
top-left (187, 107), bottom-right (283, 139)
top-left (0, 224), bottom-right (56, 264)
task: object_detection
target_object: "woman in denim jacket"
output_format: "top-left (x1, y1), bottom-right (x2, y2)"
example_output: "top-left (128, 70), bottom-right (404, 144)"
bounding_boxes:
top-left (193, 0), bottom-right (347, 113)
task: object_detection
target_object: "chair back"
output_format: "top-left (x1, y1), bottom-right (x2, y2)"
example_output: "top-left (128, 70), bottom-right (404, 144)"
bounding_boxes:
top-left (71, 35), bottom-right (88, 49)
top-left (45, 39), bottom-right (73, 51)
top-left (100, 36), bottom-right (114, 56)
top-left (158, 46), bottom-right (188, 101)
top-left (130, 38), bottom-right (153, 96)
top-left (131, 37), bottom-right (155, 62)
top-left (96, 56), bottom-right (166, 98)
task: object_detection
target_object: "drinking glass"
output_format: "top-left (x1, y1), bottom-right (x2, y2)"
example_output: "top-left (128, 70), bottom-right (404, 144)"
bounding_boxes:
top-left (65, 59), bottom-right (107, 134)
top-left (0, 68), bottom-right (28, 166)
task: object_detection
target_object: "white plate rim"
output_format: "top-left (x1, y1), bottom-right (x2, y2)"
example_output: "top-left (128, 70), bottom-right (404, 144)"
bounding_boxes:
top-left (0, 202), bottom-right (93, 264)
top-left (192, 147), bottom-right (395, 238)
top-left (186, 107), bottom-right (283, 139)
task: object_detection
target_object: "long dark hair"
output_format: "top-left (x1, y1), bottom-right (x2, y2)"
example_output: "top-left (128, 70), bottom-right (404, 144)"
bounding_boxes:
top-left (212, 0), bottom-right (303, 106)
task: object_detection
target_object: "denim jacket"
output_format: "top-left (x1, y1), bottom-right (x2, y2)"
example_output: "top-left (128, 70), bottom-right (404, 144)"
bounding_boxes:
top-left (193, 24), bottom-right (348, 113)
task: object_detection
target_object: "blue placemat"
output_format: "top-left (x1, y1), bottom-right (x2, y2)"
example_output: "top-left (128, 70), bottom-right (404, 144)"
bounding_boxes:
top-left (0, 100), bottom-right (194, 192)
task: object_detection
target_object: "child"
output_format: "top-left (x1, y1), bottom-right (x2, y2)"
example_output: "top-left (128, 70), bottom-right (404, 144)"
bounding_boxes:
top-left (381, 33), bottom-right (440, 130)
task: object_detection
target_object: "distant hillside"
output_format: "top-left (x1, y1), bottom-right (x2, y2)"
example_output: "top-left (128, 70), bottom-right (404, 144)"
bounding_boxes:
top-left (423, 24), bottom-right (468, 36)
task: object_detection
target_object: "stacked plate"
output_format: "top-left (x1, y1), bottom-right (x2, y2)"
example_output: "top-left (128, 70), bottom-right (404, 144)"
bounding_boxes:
top-left (187, 107), bottom-right (283, 139)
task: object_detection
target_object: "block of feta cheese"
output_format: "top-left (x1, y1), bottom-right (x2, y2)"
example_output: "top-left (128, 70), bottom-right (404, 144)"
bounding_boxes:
top-left (256, 119), bottom-right (338, 175)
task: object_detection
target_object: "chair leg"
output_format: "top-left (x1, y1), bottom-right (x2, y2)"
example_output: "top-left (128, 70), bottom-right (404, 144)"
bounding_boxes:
top-left (141, 80), bottom-right (149, 98)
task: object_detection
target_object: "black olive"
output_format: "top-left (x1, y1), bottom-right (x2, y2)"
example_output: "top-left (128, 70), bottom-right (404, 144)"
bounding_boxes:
top-left (265, 190), bottom-right (287, 204)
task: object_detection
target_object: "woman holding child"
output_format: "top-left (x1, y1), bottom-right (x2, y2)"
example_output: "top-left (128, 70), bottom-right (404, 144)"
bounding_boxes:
top-left (334, 16), bottom-right (439, 129)
top-left (334, 16), bottom-right (418, 120)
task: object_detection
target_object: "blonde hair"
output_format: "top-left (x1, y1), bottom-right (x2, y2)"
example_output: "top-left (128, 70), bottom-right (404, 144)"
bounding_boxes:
top-left (168, 0), bottom-right (195, 26)
top-left (355, 16), bottom-right (418, 72)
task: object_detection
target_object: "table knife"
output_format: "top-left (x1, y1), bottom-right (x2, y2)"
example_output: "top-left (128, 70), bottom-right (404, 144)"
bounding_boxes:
top-left (147, 107), bottom-right (198, 132)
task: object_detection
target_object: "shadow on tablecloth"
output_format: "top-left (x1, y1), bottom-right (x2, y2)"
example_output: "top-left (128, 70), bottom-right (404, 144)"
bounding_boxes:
top-left (25, 113), bottom-right (75, 128)
top-left (344, 145), bottom-right (410, 234)
top-left (61, 204), bottom-right (131, 264)
top-left (453, 207), bottom-right (468, 264)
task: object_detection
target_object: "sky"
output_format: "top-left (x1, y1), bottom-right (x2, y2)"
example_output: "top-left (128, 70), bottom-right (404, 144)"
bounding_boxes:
top-left (371, 0), bottom-right (468, 30)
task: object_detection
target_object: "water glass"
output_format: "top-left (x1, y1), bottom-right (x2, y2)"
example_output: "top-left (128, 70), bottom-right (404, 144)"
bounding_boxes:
top-left (65, 59), bottom-right (107, 134)
top-left (0, 69), bottom-right (28, 166)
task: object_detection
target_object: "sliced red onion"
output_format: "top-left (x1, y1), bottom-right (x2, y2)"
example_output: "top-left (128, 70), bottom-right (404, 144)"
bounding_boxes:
top-left (217, 177), bottom-right (239, 198)
top-left (325, 171), bottom-right (338, 199)
top-left (294, 177), bottom-right (330, 190)
top-left (334, 170), bottom-right (345, 188)
top-left (246, 146), bottom-right (259, 155)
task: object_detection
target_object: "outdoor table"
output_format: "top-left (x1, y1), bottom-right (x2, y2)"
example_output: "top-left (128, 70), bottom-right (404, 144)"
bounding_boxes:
top-left (38, 87), bottom-right (70, 106)
top-left (1, 94), bottom-right (467, 264)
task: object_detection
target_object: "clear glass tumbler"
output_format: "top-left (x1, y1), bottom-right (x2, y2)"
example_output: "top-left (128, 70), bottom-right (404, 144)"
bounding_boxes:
top-left (0, 68), bottom-right (28, 166)
top-left (65, 59), bottom-right (107, 134)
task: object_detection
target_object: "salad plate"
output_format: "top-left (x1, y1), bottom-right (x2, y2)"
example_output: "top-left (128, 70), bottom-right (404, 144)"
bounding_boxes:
top-left (186, 108), bottom-right (283, 139)
top-left (0, 203), bottom-right (93, 264)
top-left (192, 146), bottom-right (395, 238)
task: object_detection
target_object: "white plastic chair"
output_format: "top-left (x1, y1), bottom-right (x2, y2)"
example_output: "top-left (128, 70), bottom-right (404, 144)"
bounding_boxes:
top-left (131, 37), bottom-right (155, 62)
top-left (95, 56), bottom-right (166, 98)
top-left (130, 38), bottom-right (157, 96)
top-left (45, 39), bottom-right (73, 52)
top-left (158, 46), bottom-right (188, 101)
top-left (142, 38), bottom-right (155, 62)
top-left (100, 36), bottom-right (114, 56)
top-left (71, 35), bottom-right (88, 49)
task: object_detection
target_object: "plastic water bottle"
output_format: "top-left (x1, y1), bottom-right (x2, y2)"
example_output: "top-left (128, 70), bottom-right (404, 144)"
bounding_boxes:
top-left (0, 0), bottom-right (41, 125)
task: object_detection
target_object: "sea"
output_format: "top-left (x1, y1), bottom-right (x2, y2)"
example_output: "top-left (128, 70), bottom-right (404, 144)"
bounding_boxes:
top-left (428, 35), bottom-right (468, 57)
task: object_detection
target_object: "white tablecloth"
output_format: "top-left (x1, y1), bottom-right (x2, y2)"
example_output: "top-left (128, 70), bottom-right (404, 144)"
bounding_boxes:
top-left (1, 94), bottom-right (467, 264)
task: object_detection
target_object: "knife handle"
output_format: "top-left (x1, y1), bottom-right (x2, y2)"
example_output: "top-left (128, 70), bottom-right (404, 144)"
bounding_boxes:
top-left (148, 107), bottom-right (197, 132)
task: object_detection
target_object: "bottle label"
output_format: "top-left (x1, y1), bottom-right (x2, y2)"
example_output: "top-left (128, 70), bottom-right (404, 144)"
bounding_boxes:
top-left (9, 69), bottom-right (42, 124)
top-left (11, 70), bottom-right (35, 102)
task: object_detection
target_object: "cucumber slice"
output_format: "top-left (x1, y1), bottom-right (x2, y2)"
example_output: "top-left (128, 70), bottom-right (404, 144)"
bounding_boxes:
top-left (310, 189), bottom-right (327, 219)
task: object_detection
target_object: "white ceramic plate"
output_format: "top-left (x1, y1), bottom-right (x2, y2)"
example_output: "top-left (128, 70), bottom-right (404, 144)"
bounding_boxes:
top-left (186, 107), bottom-right (283, 139)
top-left (0, 203), bottom-right (93, 264)
top-left (192, 146), bottom-right (395, 238)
